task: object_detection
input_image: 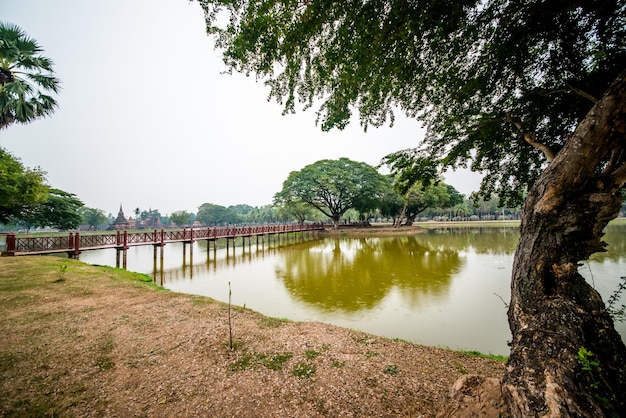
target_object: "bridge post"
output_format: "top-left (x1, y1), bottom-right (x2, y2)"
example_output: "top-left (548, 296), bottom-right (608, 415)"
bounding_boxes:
top-left (152, 246), bottom-right (157, 279)
top-left (189, 245), bottom-right (193, 275)
top-left (3, 233), bottom-right (16, 256)
top-left (123, 231), bottom-right (128, 250)
top-left (73, 232), bottom-right (80, 257)
top-left (159, 246), bottom-right (164, 286)
top-left (160, 229), bottom-right (165, 247)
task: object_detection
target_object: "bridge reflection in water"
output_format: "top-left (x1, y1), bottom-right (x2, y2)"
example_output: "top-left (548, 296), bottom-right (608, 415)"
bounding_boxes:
top-left (151, 229), bottom-right (318, 286)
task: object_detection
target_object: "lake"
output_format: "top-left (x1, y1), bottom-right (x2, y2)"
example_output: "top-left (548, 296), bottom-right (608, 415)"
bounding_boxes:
top-left (78, 224), bottom-right (626, 356)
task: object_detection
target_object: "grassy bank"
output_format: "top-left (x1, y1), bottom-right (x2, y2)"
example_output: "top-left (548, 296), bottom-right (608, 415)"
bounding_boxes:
top-left (0, 256), bottom-right (506, 417)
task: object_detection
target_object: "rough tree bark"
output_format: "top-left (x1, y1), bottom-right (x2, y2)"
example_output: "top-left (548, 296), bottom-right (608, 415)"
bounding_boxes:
top-left (502, 70), bottom-right (626, 416)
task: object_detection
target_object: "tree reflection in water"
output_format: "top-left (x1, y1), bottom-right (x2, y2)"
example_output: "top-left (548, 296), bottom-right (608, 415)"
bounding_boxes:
top-left (276, 236), bottom-right (463, 312)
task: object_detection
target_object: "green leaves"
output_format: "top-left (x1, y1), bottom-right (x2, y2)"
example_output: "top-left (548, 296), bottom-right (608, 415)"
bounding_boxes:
top-left (169, 210), bottom-right (192, 227)
top-left (196, 203), bottom-right (242, 225)
top-left (80, 207), bottom-right (108, 229)
top-left (199, 0), bottom-right (626, 205)
top-left (380, 149), bottom-right (438, 196)
top-left (17, 188), bottom-right (84, 230)
top-left (0, 147), bottom-right (49, 223)
top-left (274, 157), bottom-right (386, 226)
top-left (0, 22), bottom-right (59, 130)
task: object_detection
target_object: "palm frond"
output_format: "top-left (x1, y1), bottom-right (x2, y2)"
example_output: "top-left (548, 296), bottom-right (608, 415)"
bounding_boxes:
top-left (0, 21), bottom-right (59, 127)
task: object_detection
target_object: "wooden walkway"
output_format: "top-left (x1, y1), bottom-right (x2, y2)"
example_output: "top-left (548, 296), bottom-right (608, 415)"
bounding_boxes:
top-left (1, 224), bottom-right (324, 257)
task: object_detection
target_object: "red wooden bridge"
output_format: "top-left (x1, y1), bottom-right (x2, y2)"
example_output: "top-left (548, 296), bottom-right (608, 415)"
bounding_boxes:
top-left (1, 224), bottom-right (324, 257)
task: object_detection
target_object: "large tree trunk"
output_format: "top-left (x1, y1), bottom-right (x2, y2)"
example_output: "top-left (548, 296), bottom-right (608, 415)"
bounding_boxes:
top-left (502, 70), bottom-right (626, 416)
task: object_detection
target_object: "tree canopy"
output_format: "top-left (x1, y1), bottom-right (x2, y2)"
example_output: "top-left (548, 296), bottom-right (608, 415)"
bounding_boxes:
top-left (196, 203), bottom-right (241, 225)
top-left (169, 210), bottom-right (192, 227)
top-left (274, 158), bottom-right (387, 227)
top-left (0, 22), bottom-right (59, 130)
top-left (79, 207), bottom-right (108, 230)
top-left (403, 182), bottom-right (464, 226)
top-left (17, 188), bottom-right (83, 230)
top-left (0, 147), bottom-right (48, 223)
top-left (275, 200), bottom-right (315, 224)
top-left (200, 0), bottom-right (625, 206)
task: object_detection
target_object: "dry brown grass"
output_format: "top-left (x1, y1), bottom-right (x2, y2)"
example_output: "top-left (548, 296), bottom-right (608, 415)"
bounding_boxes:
top-left (0, 256), bottom-right (506, 417)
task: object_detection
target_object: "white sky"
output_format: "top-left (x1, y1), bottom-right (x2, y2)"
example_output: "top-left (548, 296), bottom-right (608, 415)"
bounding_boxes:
top-left (1, 0), bottom-right (482, 217)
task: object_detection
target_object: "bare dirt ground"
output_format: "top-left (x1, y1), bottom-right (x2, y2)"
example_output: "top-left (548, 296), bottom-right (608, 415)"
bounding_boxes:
top-left (0, 248), bottom-right (508, 417)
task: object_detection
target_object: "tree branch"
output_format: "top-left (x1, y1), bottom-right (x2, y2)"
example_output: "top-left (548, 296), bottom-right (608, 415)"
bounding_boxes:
top-left (566, 83), bottom-right (598, 104)
top-left (523, 133), bottom-right (557, 162)
top-left (602, 148), bottom-right (624, 176)
top-left (504, 113), bottom-right (557, 162)
top-left (544, 85), bottom-right (598, 104)
top-left (609, 164), bottom-right (626, 187)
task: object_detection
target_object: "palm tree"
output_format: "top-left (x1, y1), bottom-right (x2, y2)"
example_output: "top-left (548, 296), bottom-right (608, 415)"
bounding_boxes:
top-left (0, 22), bottom-right (59, 130)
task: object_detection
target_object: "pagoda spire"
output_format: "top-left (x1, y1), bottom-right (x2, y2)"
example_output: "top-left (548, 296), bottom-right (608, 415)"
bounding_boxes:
top-left (109, 203), bottom-right (130, 230)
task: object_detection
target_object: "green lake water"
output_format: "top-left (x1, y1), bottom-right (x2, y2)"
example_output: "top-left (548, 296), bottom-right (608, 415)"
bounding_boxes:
top-left (79, 224), bottom-right (626, 356)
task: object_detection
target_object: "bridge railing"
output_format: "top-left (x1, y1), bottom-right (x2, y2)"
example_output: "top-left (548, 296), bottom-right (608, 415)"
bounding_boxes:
top-left (12, 235), bottom-right (71, 253)
top-left (80, 233), bottom-right (118, 248)
top-left (127, 231), bottom-right (154, 245)
top-left (2, 223), bottom-right (324, 256)
top-left (166, 229), bottom-right (190, 241)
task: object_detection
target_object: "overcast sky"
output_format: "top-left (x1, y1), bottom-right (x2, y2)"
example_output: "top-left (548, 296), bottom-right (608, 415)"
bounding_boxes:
top-left (1, 0), bottom-right (482, 217)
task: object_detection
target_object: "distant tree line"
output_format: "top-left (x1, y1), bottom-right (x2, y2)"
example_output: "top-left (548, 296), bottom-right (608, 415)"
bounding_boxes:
top-left (5, 154), bottom-right (623, 232)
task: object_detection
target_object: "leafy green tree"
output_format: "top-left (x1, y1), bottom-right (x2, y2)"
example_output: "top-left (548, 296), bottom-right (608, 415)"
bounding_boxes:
top-left (402, 182), bottom-right (464, 226)
top-left (451, 200), bottom-right (473, 221)
top-left (196, 203), bottom-right (241, 226)
top-left (469, 196), bottom-right (501, 221)
top-left (18, 188), bottom-right (83, 230)
top-left (377, 181), bottom-right (404, 224)
top-left (200, 1), bottom-right (626, 413)
top-left (138, 208), bottom-right (162, 229)
top-left (80, 207), bottom-right (108, 230)
top-left (380, 150), bottom-right (438, 197)
top-left (0, 147), bottom-right (48, 223)
top-left (228, 204), bottom-right (254, 221)
top-left (170, 210), bottom-right (191, 227)
top-left (274, 158), bottom-right (387, 228)
top-left (381, 153), bottom-right (457, 226)
top-left (352, 173), bottom-right (393, 224)
top-left (247, 204), bottom-right (280, 224)
top-left (0, 23), bottom-right (59, 130)
top-left (275, 200), bottom-right (314, 224)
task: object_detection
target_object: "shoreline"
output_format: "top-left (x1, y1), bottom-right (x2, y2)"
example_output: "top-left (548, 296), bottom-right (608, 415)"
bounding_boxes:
top-left (318, 220), bottom-right (521, 237)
